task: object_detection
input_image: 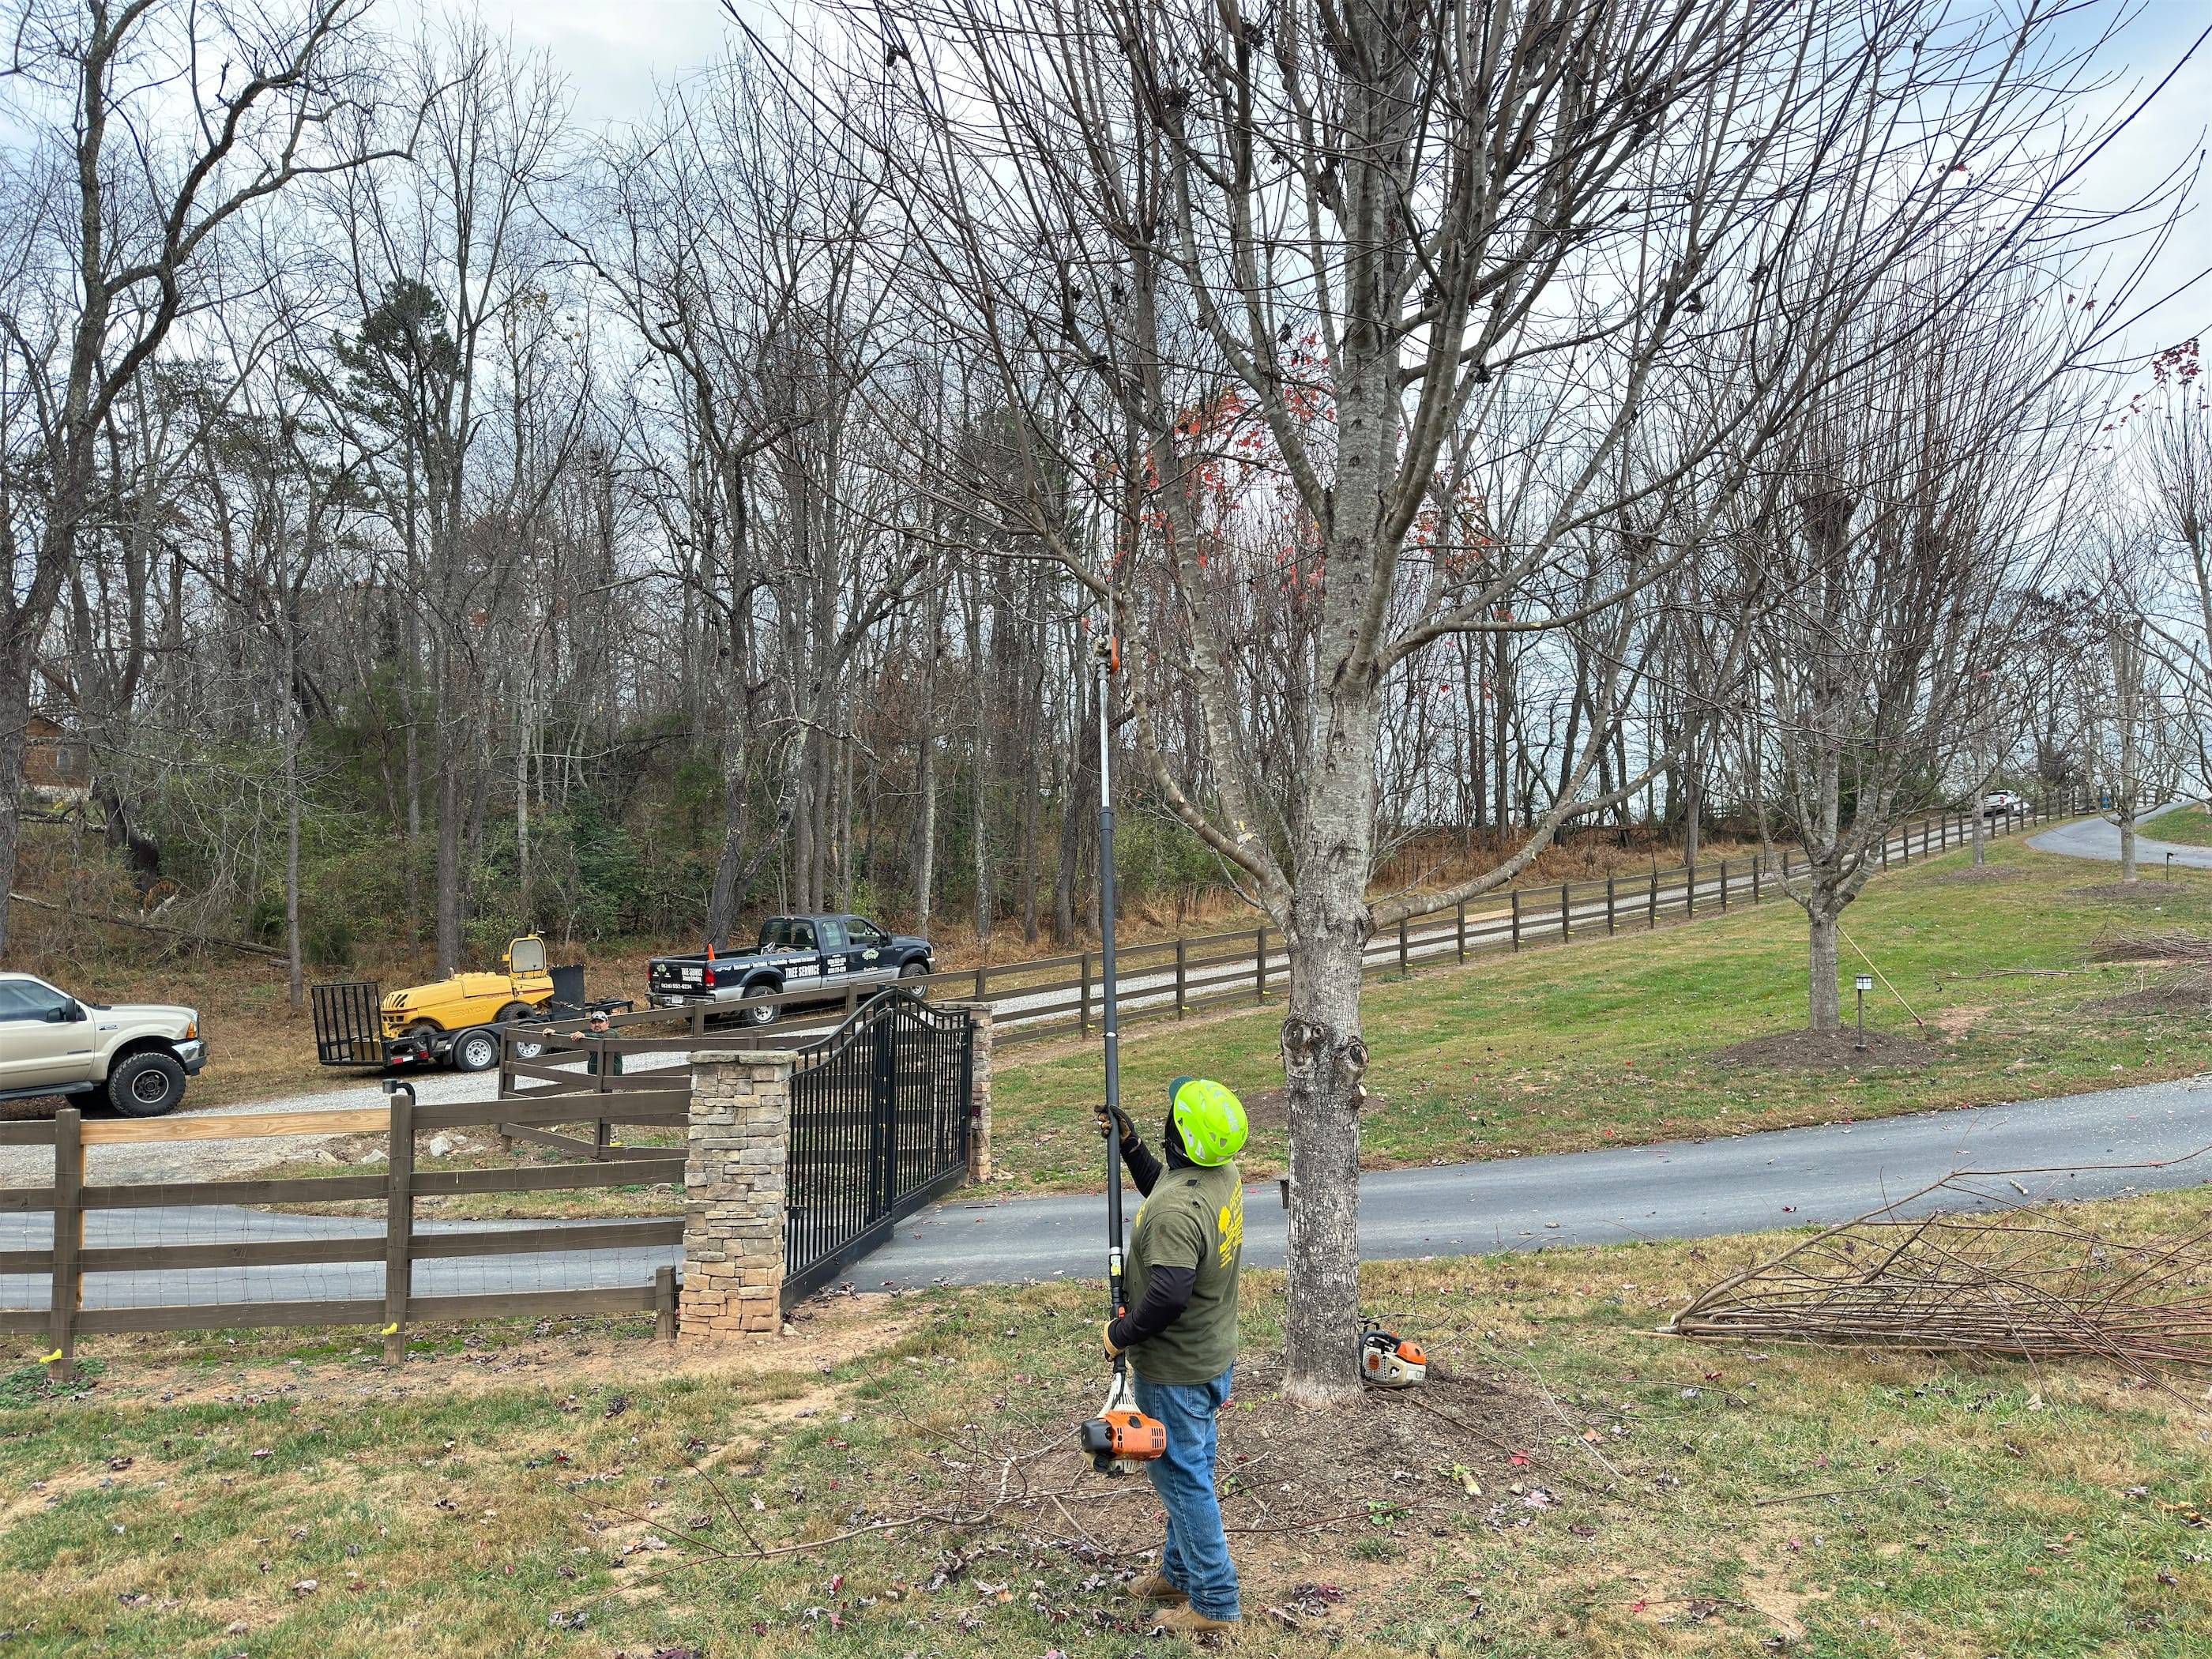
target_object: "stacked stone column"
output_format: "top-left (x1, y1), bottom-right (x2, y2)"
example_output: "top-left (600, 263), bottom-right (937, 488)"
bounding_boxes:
top-left (946, 1001), bottom-right (994, 1182)
top-left (679, 1048), bottom-right (796, 1340)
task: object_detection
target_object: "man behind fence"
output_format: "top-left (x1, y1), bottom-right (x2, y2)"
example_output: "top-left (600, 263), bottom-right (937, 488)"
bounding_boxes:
top-left (1095, 1074), bottom-right (1248, 1635)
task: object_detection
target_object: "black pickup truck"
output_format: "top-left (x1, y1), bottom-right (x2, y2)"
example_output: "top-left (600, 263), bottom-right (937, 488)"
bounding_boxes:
top-left (646, 914), bottom-right (935, 1026)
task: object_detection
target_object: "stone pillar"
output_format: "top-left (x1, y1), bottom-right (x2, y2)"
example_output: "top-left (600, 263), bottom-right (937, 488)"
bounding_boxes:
top-left (679, 1048), bottom-right (796, 1341)
top-left (946, 1001), bottom-right (993, 1182)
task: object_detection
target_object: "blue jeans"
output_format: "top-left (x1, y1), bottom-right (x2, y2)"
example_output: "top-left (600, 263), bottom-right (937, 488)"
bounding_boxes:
top-left (1131, 1365), bottom-right (1239, 1620)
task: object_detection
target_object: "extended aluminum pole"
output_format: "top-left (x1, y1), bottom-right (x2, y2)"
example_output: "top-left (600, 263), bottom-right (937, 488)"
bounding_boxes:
top-left (1096, 638), bottom-right (1128, 1325)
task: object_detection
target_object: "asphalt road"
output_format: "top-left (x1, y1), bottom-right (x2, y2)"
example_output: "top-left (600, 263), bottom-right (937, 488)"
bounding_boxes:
top-left (865, 1070), bottom-right (2212, 1287)
top-left (13, 1068), bottom-right (2206, 1311)
top-left (2030, 803), bottom-right (2212, 870)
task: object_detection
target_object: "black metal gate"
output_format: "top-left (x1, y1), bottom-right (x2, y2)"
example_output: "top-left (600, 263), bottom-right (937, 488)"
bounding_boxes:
top-left (310, 980), bottom-right (386, 1066)
top-left (783, 990), bottom-right (973, 1308)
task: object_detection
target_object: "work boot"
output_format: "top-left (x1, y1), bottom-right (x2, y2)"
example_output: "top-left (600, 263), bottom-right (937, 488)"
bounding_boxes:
top-left (1152, 1604), bottom-right (1240, 1637)
top-left (1122, 1572), bottom-right (1187, 1604)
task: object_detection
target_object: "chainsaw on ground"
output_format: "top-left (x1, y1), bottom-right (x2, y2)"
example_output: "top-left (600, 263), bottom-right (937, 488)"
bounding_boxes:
top-left (1078, 634), bottom-right (1166, 1477)
top-left (1360, 1322), bottom-right (1429, 1389)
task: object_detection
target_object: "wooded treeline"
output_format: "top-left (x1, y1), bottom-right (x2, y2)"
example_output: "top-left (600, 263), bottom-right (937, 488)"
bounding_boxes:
top-left (2, 0), bottom-right (2204, 1395)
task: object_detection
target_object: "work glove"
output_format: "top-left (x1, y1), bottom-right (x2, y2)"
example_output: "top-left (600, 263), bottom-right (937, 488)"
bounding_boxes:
top-left (1101, 1320), bottom-right (1124, 1357)
top-left (1093, 1103), bottom-right (1138, 1146)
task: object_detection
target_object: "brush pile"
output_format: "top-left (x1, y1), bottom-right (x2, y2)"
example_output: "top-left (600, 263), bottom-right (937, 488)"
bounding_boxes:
top-left (1670, 1173), bottom-right (2212, 1390)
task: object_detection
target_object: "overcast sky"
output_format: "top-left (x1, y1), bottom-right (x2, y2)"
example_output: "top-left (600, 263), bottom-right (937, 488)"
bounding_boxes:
top-left (464, 0), bottom-right (2208, 348)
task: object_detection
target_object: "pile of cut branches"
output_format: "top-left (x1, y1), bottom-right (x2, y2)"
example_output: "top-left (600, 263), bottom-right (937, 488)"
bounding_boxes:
top-left (1670, 1167), bottom-right (2212, 1393)
top-left (2097, 931), bottom-right (2212, 964)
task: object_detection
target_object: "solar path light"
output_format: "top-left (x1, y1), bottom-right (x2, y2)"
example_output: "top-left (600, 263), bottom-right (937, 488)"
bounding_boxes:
top-left (1854, 973), bottom-right (1874, 1052)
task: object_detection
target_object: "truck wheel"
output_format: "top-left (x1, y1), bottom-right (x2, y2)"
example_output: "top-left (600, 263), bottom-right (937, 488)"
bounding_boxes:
top-left (899, 960), bottom-right (928, 980)
top-left (495, 1003), bottom-right (545, 1060)
top-left (741, 986), bottom-right (781, 1027)
top-left (109, 1051), bottom-right (186, 1118)
top-left (450, 1027), bottom-right (501, 1072)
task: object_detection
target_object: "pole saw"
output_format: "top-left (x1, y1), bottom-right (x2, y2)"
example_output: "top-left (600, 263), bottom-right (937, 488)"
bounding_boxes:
top-left (1078, 633), bottom-right (1167, 1477)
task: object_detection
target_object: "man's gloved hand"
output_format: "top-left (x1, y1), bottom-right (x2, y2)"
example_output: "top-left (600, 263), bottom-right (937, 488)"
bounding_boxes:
top-left (1093, 1103), bottom-right (1137, 1145)
top-left (1101, 1320), bottom-right (1123, 1356)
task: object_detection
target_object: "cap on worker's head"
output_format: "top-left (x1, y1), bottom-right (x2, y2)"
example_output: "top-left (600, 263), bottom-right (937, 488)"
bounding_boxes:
top-left (1167, 1075), bottom-right (1247, 1167)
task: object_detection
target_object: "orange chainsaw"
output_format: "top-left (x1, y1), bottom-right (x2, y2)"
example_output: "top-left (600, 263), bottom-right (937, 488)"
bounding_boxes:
top-left (1078, 634), bottom-right (1165, 1477)
top-left (1360, 1322), bottom-right (1429, 1389)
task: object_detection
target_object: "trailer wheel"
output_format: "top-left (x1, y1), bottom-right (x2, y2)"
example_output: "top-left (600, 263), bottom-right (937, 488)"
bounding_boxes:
top-left (741, 985), bottom-right (781, 1027)
top-left (495, 1003), bottom-right (546, 1061)
top-left (450, 1027), bottom-right (501, 1072)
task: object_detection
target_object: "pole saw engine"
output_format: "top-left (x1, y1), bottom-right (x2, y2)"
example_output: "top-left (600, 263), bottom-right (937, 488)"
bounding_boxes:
top-left (1078, 633), bottom-right (1167, 1479)
top-left (1081, 1345), bottom-right (1168, 1474)
top-left (1360, 1322), bottom-right (1428, 1389)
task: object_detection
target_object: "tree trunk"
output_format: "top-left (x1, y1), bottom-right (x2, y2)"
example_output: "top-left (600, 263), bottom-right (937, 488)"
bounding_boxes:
top-left (1279, 881), bottom-right (1371, 1405)
top-left (2120, 812), bottom-right (2138, 882)
top-left (1808, 896), bottom-right (1841, 1030)
top-left (1970, 802), bottom-right (1986, 866)
top-left (0, 648), bottom-right (37, 959)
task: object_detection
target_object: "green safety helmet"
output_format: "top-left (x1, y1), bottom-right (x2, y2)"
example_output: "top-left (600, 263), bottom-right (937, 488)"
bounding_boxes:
top-left (1168, 1075), bottom-right (1248, 1167)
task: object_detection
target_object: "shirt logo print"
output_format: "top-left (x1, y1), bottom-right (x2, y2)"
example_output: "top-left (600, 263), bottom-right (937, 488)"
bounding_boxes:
top-left (1217, 1184), bottom-right (1243, 1266)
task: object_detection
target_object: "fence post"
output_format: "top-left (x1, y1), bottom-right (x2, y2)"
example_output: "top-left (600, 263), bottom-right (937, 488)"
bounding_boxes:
top-left (1079, 951), bottom-right (1093, 1036)
top-left (1510, 890), bottom-right (1522, 950)
top-left (1560, 882), bottom-right (1571, 941)
top-left (1686, 864), bottom-right (1696, 918)
top-left (1719, 858), bottom-right (1729, 912)
top-left (1752, 856), bottom-right (1762, 903)
top-left (1648, 867), bottom-right (1658, 928)
top-left (1398, 915), bottom-right (1410, 976)
top-left (48, 1108), bottom-right (82, 1382)
top-left (1175, 936), bottom-right (1187, 1018)
top-left (383, 1084), bottom-right (415, 1365)
top-left (1455, 901), bottom-right (1466, 961)
top-left (680, 1048), bottom-right (795, 1340)
top-left (974, 965), bottom-right (987, 1000)
top-left (1256, 927), bottom-right (1269, 999)
top-left (1606, 875), bottom-right (1616, 935)
top-left (654, 1265), bottom-right (678, 1341)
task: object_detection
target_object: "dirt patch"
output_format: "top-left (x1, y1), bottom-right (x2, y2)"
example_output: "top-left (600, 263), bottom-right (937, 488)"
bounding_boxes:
top-left (2071, 881), bottom-right (2189, 903)
top-left (1712, 1026), bottom-right (1941, 1070)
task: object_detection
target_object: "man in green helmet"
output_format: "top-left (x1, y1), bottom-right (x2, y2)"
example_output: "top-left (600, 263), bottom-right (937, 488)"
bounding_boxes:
top-left (1095, 1074), bottom-right (1248, 1636)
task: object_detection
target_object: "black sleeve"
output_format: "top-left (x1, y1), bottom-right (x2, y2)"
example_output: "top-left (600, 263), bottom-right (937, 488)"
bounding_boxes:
top-left (1108, 1263), bottom-right (1197, 1349)
top-left (1120, 1134), bottom-right (1163, 1197)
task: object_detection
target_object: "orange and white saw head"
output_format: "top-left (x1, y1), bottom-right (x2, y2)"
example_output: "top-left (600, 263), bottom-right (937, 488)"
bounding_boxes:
top-left (1081, 1371), bottom-right (1165, 1473)
top-left (1360, 1325), bottom-right (1428, 1389)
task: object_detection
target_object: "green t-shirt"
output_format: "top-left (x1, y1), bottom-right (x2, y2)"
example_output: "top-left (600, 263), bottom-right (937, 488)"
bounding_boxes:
top-left (1123, 1161), bottom-right (1243, 1384)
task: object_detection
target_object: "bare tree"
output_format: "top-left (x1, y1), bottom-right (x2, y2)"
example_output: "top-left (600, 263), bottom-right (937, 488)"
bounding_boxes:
top-left (0, 0), bottom-right (389, 954)
top-left (799, 0), bottom-right (2137, 1398)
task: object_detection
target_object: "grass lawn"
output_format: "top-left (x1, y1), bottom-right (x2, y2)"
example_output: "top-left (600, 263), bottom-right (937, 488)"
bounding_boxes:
top-left (2144, 805), bottom-right (2212, 849)
top-left (7, 1187), bottom-right (2212, 1657)
top-left (987, 837), bottom-right (2212, 1191)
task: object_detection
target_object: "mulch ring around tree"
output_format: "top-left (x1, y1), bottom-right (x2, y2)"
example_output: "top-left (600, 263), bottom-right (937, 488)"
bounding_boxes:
top-left (1711, 1025), bottom-right (1942, 1070)
top-left (1924, 863), bottom-right (2022, 886)
top-left (2071, 881), bottom-right (2191, 902)
top-left (2090, 972), bottom-right (2212, 1016)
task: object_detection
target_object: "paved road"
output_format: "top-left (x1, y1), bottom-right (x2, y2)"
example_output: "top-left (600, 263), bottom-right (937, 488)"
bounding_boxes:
top-left (13, 1069), bottom-right (2207, 1311)
top-left (867, 1070), bottom-right (2212, 1286)
top-left (2030, 803), bottom-right (2212, 871)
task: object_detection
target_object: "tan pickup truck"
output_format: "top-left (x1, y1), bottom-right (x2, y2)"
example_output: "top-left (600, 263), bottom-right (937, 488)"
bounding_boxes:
top-left (0, 972), bottom-right (205, 1117)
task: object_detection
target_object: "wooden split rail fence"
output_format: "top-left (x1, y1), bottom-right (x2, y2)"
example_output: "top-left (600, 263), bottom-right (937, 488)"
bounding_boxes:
top-left (557, 802), bottom-right (2059, 1053)
top-left (2, 1091), bottom-right (685, 1379)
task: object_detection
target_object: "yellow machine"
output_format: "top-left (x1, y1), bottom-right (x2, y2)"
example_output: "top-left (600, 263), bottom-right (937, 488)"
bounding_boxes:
top-left (379, 937), bottom-right (557, 1071)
